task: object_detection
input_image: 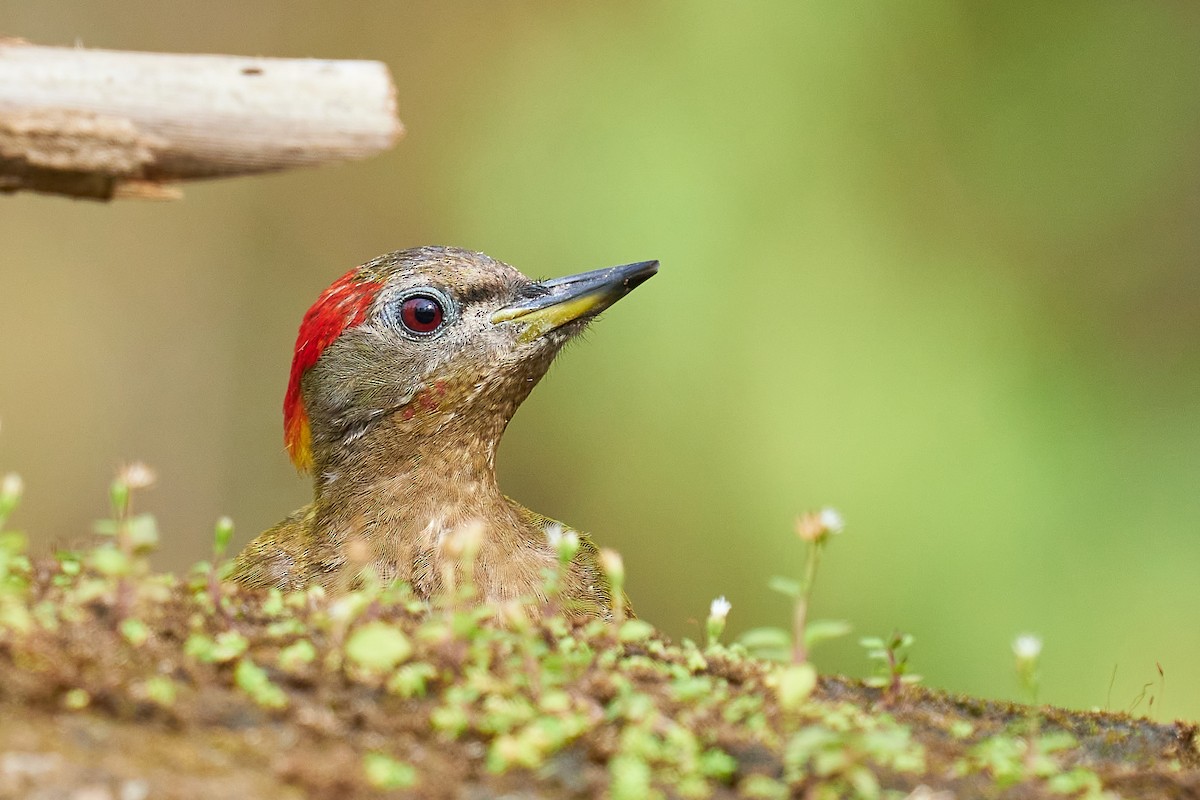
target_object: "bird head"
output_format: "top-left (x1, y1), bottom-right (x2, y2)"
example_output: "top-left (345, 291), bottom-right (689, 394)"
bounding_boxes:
top-left (283, 246), bottom-right (657, 472)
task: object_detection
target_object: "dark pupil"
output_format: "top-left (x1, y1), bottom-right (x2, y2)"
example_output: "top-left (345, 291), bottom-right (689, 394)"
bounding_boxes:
top-left (411, 299), bottom-right (437, 325)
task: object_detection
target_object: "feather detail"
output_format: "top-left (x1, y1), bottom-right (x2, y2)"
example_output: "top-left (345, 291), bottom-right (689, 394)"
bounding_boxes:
top-left (284, 268), bottom-right (383, 470)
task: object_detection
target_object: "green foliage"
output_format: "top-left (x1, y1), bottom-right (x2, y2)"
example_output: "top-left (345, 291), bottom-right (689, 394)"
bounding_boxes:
top-left (387, 662), bottom-right (438, 698)
top-left (956, 730), bottom-right (1095, 795)
top-left (743, 510), bottom-right (850, 666)
top-left (233, 658), bottom-right (287, 709)
top-left (0, 532), bottom-right (31, 592)
top-left (344, 621), bottom-right (413, 673)
top-left (212, 516), bottom-right (234, 557)
top-left (362, 753), bottom-right (418, 790)
top-left (0, 465), bottom-right (1150, 796)
top-left (773, 664), bottom-right (818, 712)
top-left (140, 675), bottom-right (177, 708)
top-left (62, 688), bottom-right (89, 710)
top-left (184, 630), bottom-right (249, 663)
top-left (618, 619), bottom-right (655, 643)
top-left (0, 474), bottom-right (22, 530)
top-left (276, 639), bottom-right (317, 674)
top-left (861, 631), bottom-right (922, 699)
top-left (120, 617), bottom-right (150, 647)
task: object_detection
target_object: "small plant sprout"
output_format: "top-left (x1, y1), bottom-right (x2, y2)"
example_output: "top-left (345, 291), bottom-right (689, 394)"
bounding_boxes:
top-left (208, 516), bottom-right (234, 615)
top-left (105, 462), bottom-right (159, 552)
top-left (95, 463), bottom-right (159, 620)
top-left (213, 515), bottom-right (234, 558)
top-left (861, 631), bottom-right (922, 701)
top-left (738, 508), bottom-right (850, 662)
top-left (541, 523), bottom-right (579, 616)
top-left (0, 472), bottom-right (23, 529)
top-left (598, 548), bottom-right (625, 623)
top-left (1013, 633), bottom-right (1042, 705)
top-left (789, 507), bottom-right (846, 664)
top-left (363, 752), bottom-right (417, 790)
top-left (439, 520), bottom-right (485, 605)
top-left (706, 595), bottom-right (731, 648)
top-left (345, 621), bottom-right (413, 674)
top-left (546, 522), bottom-right (580, 566)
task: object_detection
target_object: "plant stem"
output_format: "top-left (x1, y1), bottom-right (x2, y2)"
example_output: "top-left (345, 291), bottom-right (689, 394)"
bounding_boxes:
top-left (792, 540), bottom-right (823, 664)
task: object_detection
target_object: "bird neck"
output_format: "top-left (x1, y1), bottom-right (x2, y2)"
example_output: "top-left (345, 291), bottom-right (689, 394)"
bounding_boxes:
top-left (312, 409), bottom-right (510, 512)
top-left (305, 405), bottom-right (539, 591)
top-left (299, 354), bottom-right (558, 586)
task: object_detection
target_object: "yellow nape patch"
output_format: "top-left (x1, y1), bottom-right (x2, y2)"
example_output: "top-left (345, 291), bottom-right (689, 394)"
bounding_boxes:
top-left (286, 412), bottom-right (314, 472)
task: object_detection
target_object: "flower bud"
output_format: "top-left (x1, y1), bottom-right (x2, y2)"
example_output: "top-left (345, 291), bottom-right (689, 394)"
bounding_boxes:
top-left (706, 595), bottom-right (731, 647)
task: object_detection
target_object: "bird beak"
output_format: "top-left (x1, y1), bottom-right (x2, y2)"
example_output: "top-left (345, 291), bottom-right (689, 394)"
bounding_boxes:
top-left (490, 260), bottom-right (659, 342)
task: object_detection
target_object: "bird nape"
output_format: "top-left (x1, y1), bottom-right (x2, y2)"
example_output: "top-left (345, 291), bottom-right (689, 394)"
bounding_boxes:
top-left (231, 246), bottom-right (658, 620)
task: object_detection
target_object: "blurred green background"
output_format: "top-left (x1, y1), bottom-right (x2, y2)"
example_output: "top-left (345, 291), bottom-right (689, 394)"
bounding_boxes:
top-left (3, 2), bottom-right (1199, 719)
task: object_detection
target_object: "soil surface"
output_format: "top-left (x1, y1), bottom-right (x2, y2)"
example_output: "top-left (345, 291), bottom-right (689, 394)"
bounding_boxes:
top-left (1, 552), bottom-right (1197, 799)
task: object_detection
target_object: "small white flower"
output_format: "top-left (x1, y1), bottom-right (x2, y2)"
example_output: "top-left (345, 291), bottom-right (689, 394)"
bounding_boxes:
top-left (545, 523), bottom-right (579, 560)
top-left (818, 507), bottom-right (845, 535)
top-left (709, 595), bottom-right (732, 621)
top-left (598, 549), bottom-right (624, 581)
top-left (562, 529), bottom-right (579, 551)
top-left (796, 507), bottom-right (845, 542)
top-left (328, 596), bottom-right (356, 622)
top-left (1, 472), bottom-right (23, 499)
top-left (120, 462), bottom-right (156, 490)
top-left (1012, 634), bottom-right (1042, 661)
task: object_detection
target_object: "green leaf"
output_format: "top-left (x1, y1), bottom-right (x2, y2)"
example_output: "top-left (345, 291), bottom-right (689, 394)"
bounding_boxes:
top-left (125, 514), bottom-right (160, 551)
top-left (618, 619), bottom-right (655, 643)
top-left (1047, 767), bottom-right (1101, 794)
top-left (184, 630), bottom-right (248, 663)
top-left (387, 663), bottom-right (438, 698)
top-left (234, 658), bottom-right (287, 709)
top-left (775, 663), bottom-right (817, 711)
top-left (109, 480), bottom-right (129, 517)
top-left (90, 545), bottom-right (129, 576)
top-left (211, 630), bottom-right (250, 662)
top-left (142, 675), bottom-right (177, 707)
top-left (738, 627), bottom-right (793, 654)
top-left (260, 589), bottom-right (285, 617)
top-left (277, 639), bottom-right (317, 673)
top-left (767, 575), bottom-right (802, 598)
top-left (0, 532), bottom-right (27, 557)
top-left (213, 516), bottom-right (234, 557)
top-left (699, 748), bottom-right (738, 781)
top-left (804, 619), bottom-right (851, 649)
top-left (345, 621), bottom-right (413, 672)
top-left (738, 627), bottom-right (792, 662)
top-left (120, 618), bottom-right (150, 647)
top-left (363, 752), bottom-right (417, 789)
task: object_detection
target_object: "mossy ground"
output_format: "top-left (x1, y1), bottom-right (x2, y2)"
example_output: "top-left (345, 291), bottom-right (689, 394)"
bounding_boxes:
top-left (1, 530), bottom-right (1197, 800)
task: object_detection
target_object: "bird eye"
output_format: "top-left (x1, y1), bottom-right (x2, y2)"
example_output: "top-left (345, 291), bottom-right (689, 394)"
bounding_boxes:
top-left (398, 294), bottom-right (445, 335)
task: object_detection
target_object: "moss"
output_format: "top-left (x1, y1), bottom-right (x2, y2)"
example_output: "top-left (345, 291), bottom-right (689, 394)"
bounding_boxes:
top-left (0, 490), bottom-right (1197, 798)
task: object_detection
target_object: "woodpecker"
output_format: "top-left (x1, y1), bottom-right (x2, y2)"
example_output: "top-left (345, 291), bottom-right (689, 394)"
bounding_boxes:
top-left (231, 246), bottom-right (657, 618)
